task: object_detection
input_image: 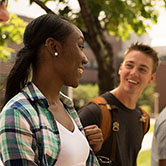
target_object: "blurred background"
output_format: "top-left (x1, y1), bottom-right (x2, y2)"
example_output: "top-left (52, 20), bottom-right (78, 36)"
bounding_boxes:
top-left (1, 0), bottom-right (166, 165)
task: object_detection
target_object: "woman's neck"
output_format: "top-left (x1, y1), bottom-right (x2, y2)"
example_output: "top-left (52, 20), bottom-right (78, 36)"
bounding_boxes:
top-left (32, 77), bottom-right (61, 104)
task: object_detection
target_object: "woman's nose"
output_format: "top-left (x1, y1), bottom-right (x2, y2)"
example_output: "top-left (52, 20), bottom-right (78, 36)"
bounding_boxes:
top-left (82, 54), bottom-right (88, 65)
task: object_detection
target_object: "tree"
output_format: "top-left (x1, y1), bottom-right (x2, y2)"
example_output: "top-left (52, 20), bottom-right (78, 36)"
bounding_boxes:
top-left (0, 14), bottom-right (27, 61)
top-left (31, 0), bottom-right (165, 94)
top-left (2, 0), bottom-right (166, 94)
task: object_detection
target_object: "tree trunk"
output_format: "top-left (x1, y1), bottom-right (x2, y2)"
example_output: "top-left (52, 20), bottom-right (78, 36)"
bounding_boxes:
top-left (78, 0), bottom-right (115, 94)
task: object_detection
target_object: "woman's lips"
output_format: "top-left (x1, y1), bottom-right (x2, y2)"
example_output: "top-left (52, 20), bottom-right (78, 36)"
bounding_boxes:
top-left (78, 68), bottom-right (84, 74)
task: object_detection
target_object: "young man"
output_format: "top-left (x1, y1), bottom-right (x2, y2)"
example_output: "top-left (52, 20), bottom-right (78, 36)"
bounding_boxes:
top-left (151, 106), bottom-right (166, 166)
top-left (79, 42), bottom-right (160, 166)
top-left (0, 0), bottom-right (9, 22)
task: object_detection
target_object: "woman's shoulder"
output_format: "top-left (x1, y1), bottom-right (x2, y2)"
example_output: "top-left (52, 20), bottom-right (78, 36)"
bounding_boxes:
top-left (0, 92), bottom-right (38, 124)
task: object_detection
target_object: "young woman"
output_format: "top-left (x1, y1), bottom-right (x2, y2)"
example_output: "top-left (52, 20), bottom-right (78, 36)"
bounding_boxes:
top-left (0, 14), bottom-right (100, 166)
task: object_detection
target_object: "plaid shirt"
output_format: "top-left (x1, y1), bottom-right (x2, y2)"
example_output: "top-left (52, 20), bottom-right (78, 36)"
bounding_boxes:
top-left (0, 82), bottom-right (99, 166)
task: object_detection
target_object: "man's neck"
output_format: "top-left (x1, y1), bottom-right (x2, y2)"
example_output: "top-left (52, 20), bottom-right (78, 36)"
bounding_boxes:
top-left (110, 87), bottom-right (140, 109)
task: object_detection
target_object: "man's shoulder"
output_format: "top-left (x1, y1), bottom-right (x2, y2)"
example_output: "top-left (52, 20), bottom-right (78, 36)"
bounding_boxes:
top-left (79, 92), bottom-right (112, 111)
top-left (101, 91), bottom-right (112, 100)
top-left (78, 95), bottom-right (108, 127)
top-left (78, 100), bottom-right (101, 114)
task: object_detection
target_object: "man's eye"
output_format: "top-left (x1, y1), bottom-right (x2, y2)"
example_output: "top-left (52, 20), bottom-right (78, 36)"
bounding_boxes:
top-left (139, 68), bottom-right (147, 73)
top-left (126, 64), bottom-right (133, 68)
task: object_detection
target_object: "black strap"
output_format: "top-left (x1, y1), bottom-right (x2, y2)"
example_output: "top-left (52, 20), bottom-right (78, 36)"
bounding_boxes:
top-left (111, 107), bottom-right (119, 162)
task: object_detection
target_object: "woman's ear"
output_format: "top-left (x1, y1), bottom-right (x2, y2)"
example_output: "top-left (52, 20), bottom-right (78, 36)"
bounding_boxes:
top-left (45, 37), bottom-right (62, 56)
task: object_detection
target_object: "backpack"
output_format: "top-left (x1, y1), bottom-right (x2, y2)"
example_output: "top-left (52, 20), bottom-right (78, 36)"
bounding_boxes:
top-left (89, 96), bottom-right (150, 141)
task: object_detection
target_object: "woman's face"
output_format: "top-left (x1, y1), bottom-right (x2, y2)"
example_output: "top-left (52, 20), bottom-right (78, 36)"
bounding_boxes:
top-left (53, 25), bottom-right (88, 88)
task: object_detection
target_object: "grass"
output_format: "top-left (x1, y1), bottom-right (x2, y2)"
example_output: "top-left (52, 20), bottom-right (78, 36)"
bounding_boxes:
top-left (137, 150), bottom-right (151, 166)
top-left (149, 124), bottom-right (154, 133)
top-left (137, 122), bottom-right (154, 166)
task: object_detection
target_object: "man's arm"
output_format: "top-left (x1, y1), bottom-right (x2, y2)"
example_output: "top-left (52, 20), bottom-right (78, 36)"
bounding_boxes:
top-left (78, 103), bottom-right (101, 127)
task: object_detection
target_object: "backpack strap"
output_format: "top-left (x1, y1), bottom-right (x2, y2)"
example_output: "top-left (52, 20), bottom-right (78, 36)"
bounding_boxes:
top-left (90, 96), bottom-right (112, 141)
top-left (139, 107), bottom-right (150, 135)
top-left (89, 96), bottom-right (119, 163)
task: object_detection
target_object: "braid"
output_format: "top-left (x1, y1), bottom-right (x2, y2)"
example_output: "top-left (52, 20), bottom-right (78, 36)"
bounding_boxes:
top-left (3, 47), bottom-right (35, 106)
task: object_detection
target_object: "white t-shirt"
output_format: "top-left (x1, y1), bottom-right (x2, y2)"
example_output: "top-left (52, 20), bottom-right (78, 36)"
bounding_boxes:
top-left (0, 159), bottom-right (3, 166)
top-left (151, 107), bottom-right (166, 166)
top-left (56, 117), bottom-right (90, 166)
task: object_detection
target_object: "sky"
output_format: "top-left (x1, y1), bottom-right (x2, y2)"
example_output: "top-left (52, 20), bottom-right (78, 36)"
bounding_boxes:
top-left (8, 0), bottom-right (166, 47)
top-left (8, 0), bottom-right (80, 18)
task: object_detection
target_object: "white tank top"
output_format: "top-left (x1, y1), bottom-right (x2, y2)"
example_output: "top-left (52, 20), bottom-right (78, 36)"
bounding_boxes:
top-left (55, 117), bottom-right (90, 166)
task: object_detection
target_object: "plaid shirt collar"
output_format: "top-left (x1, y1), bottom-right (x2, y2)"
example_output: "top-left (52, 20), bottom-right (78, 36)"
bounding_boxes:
top-left (24, 82), bottom-right (74, 109)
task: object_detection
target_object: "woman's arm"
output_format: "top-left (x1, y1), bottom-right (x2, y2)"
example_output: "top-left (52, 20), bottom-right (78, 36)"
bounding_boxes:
top-left (0, 108), bottom-right (37, 166)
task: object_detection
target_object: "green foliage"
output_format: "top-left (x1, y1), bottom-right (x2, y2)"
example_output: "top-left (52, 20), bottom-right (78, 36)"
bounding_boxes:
top-left (81, 0), bottom-right (160, 40)
top-left (0, 14), bottom-right (27, 61)
top-left (0, 46), bottom-right (14, 62)
top-left (37, 0), bottom-right (165, 41)
top-left (138, 83), bottom-right (156, 111)
top-left (73, 84), bottom-right (99, 109)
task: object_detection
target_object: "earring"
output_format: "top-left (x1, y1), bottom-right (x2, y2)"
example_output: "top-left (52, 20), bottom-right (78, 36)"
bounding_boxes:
top-left (54, 52), bottom-right (58, 56)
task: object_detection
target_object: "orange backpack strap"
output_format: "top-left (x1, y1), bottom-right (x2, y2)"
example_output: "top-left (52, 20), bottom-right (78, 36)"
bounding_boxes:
top-left (89, 96), bottom-right (117, 141)
top-left (90, 96), bottom-right (119, 162)
top-left (139, 107), bottom-right (150, 135)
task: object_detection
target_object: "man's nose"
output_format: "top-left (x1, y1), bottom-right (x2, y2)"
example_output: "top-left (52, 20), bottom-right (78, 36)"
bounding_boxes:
top-left (130, 67), bottom-right (139, 76)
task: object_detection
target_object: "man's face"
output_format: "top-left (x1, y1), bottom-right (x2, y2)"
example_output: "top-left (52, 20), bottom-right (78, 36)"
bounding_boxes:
top-left (0, 0), bottom-right (9, 22)
top-left (118, 50), bottom-right (156, 96)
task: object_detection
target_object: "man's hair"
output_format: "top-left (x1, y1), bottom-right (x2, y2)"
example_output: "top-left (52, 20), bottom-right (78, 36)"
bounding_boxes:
top-left (124, 42), bottom-right (160, 74)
